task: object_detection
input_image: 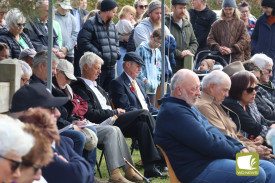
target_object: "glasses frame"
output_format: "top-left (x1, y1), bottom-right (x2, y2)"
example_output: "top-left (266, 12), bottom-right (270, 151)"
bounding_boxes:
top-left (0, 155), bottom-right (22, 172)
top-left (138, 5), bottom-right (148, 9)
top-left (16, 23), bottom-right (26, 27)
top-left (246, 86), bottom-right (259, 93)
top-left (22, 161), bottom-right (42, 174)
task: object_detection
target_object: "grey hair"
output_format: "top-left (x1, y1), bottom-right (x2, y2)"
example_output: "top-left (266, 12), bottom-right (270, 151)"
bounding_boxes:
top-left (33, 50), bottom-right (59, 68)
top-left (5, 8), bottom-right (26, 28)
top-left (201, 70), bottom-right (229, 89)
top-left (133, 0), bottom-right (148, 8)
top-left (36, 0), bottom-right (49, 7)
top-left (0, 115), bottom-right (34, 157)
top-left (79, 52), bottom-right (104, 74)
top-left (19, 60), bottom-right (32, 76)
top-left (250, 53), bottom-right (273, 69)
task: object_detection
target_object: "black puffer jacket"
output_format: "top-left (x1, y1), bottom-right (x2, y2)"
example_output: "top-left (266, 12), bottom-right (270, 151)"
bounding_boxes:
top-left (255, 87), bottom-right (275, 120)
top-left (77, 12), bottom-right (121, 70)
top-left (188, 6), bottom-right (216, 51)
top-left (0, 28), bottom-right (33, 59)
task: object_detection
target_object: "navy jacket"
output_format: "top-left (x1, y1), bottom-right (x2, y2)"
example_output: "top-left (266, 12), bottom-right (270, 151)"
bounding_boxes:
top-left (109, 72), bottom-right (158, 114)
top-left (0, 28), bottom-right (33, 59)
top-left (251, 14), bottom-right (275, 59)
top-left (77, 12), bottom-right (121, 70)
top-left (42, 136), bottom-right (94, 183)
top-left (154, 95), bottom-right (244, 183)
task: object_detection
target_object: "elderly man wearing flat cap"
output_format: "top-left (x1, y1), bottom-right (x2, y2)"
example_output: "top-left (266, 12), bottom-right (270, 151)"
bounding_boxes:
top-left (133, 0), bottom-right (171, 47)
top-left (165, 0), bottom-right (198, 71)
top-left (71, 51), bottom-right (168, 179)
top-left (77, 0), bottom-right (120, 92)
top-left (109, 52), bottom-right (158, 114)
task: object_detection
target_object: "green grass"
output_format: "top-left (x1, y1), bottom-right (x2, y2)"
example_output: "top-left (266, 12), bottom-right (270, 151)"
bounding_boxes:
top-left (95, 138), bottom-right (170, 183)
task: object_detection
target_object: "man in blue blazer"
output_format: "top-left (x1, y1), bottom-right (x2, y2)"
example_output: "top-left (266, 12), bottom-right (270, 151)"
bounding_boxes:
top-left (109, 52), bottom-right (158, 115)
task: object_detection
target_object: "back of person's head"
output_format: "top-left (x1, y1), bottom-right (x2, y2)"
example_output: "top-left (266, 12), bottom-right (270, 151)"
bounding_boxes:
top-left (201, 70), bottom-right (229, 89)
top-left (5, 8), bottom-right (26, 28)
top-left (152, 27), bottom-right (166, 39)
top-left (0, 115), bottom-right (34, 157)
top-left (33, 50), bottom-right (58, 69)
top-left (79, 52), bottom-right (104, 74)
top-left (96, 0), bottom-right (102, 10)
top-left (229, 70), bottom-right (257, 100)
top-left (83, 10), bottom-right (99, 22)
top-left (118, 5), bottom-right (136, 19)
top-left (250, 53), bottom-right (273, 69)
top-left (19, 60), bottom-right (32, 77)
top-left (35, 0), bottom-right (49, 8)
top-left (243, 60), bottom-right (262, 73)
top-left (19, 108), bottom-right (60, 145)
top-left (21, 123), bottom-right (53, 169)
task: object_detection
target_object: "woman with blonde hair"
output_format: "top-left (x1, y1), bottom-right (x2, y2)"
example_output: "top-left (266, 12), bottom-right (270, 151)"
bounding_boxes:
top-left (116, 5), bottom-right (136, 75)
top-left (207, 0), bottom-right (250, 62)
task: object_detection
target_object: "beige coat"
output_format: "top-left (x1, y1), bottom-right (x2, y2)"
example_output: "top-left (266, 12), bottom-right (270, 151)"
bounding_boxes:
top-left (207, 19), bottom-right (251, 62)
top-left (196, 92), bottom-right (257, 152)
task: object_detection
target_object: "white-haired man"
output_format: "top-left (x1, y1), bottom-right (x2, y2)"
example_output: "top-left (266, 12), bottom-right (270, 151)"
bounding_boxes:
top-left (154, 69), bottom-right (275, 183)
top-left (71, 52), bottom-right (168, 179)
top-left (196, 70), bottom-right (274, 161)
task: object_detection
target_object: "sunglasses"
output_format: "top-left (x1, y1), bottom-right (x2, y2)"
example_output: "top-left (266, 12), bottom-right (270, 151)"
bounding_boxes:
top-left (17, 23), bottom-right (26, 27)
top-left (22, 162), bottom-right (42, 174)
top-left (246, 86), bottom-right (259, 93)
top-left (0, 155), bottom-right (21, 172)
top-left (138, 5), bottom-right (148, 9)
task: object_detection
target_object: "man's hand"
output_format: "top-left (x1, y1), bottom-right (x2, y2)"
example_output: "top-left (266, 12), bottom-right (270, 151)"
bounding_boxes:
top-left (254, 136), bottom-right (265, 146)
top-left (55, 52), bottom-right (66, 59)
top-left (240, 148), bottom-right (249, 153)
top-left (116, 108), bottom-right (125, 114)
top-left (52, 48), bottom-right (59, 54)
top-left (54, 152), bottom-right (68, 163)
top-left (181, 50), bottom-right (194, 58)
top-left (61, 47), bottom-right (68, 56)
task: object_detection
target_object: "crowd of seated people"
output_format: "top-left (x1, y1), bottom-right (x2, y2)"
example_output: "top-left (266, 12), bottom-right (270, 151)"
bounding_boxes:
top-left (2, 0), bottom-right (275, 182)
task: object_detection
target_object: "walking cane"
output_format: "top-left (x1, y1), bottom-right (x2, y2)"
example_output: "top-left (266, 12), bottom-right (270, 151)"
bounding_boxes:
top-left (123, 158), bottom-right (151, 183)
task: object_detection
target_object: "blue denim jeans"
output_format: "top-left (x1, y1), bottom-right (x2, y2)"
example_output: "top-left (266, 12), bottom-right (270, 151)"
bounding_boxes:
top-left (190, 159), bottom-right (275, 183)
top-left (60, 126), bottom-right (97, 174)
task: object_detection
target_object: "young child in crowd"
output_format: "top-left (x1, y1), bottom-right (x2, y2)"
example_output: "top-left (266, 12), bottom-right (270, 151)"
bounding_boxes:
top-left (136, 28), bottom-right (164, 106)
top-left (116, 5), bottom-right (136, 76)
top-left (199, 59), bottom-right (215, 73)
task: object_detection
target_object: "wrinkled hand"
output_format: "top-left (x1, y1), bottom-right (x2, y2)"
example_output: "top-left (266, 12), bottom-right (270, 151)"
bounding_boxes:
top-left (116, 108), bottom-right (125, 114)
top-left (181, 50), bottom-right (194, 58)
top-left (256, 145), bottom-right (273, 160)
top-left (54, 152), bottom-right (68, 162)
top-left (240, 148), bottom-right (249, 153)
top-left (73, 125), bottom-right (86, 134)
top-left (61, 47), bottom-right (68, 56)
top-left (219, 46), bottom-right (232, 55)
top-left (52, 48), bottom-right (59, 54)
top-left (55, 51), bottom-right (66, 59)
top-left (254, 136), bottom-right (265, 146)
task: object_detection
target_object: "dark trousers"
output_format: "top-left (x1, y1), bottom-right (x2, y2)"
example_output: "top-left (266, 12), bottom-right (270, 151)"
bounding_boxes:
top-left (65, 56), bottom-right (74, 64)
top-left (97, 68), bottom-right (115, 92)
top-left (114, 109), bottom-right (160, 166)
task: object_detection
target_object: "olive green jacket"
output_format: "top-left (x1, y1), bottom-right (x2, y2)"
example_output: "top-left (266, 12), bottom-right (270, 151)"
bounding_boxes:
top-left (165, 15), bottom-right (198, 71)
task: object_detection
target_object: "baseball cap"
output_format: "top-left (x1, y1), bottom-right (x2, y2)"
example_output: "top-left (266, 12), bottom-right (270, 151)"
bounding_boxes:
top-left (57, 59), bottom-right (77, 80)
top-left (10, 83), bottom-right (69, 112)
top-left (57, 0), bottom-right (72, 10)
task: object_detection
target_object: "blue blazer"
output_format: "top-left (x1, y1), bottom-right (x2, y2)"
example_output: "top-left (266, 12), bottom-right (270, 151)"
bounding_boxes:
top-left (109, 72), bottom-right (158, 114)
top-left (42, 136), bottom-right (94, 183)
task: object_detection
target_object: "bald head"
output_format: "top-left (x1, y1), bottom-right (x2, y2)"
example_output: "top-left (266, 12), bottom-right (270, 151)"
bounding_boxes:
top-left (201, 70), bottom-right (231, 104)
top-left (171, 69), bottom-right (201, 105)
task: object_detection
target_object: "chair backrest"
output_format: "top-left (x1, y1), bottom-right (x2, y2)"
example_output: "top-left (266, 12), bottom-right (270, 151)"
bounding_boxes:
top-left (156, 145), bottom-right (181, 183)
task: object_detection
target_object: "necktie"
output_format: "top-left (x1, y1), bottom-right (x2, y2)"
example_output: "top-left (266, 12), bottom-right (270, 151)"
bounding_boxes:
top-left (132, 80), bottom-right (148, 110)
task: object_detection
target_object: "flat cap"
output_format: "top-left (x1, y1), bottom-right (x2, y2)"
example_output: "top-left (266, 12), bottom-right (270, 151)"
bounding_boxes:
top-left (222, 61), bottom-right (245, 77)
top-left (123, 52), bottom-right (145, 66)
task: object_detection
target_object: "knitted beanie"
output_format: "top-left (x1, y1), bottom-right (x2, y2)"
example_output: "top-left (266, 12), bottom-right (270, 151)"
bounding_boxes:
top-left (222, 0), bottom-right (237, 8)
top-left (203, 59), bottom-right (215, 71)
top-left (100, 0), bottom-right (118, 12)
top-left (148, 0), bottom-right (161, 14)
top-left (172, 0), bottom-right (189, 5)
top-left (262, 0), bottom-right (275, 9)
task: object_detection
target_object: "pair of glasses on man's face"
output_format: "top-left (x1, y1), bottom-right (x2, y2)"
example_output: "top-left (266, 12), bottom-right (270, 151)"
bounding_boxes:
top-left (0, 155), bottom-right (21, 172)
top-left (246, 86), bottom-right (259, 93)
top-left (138, 5), bottom-right (148, 9)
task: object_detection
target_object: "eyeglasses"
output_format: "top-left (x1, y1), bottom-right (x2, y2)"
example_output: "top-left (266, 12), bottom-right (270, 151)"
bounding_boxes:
top-left (16, 23), bottom-right (26, 27)
top-left (265, 68), bottom-right (272, 74)
top-left (246, 86), bottom-right (259, 93)
top-left (22, 162), bottom-right (42, 174)
top-left (241, 10), bottom-right (249, 14)
top-left (138, 5), bottom-right (148, 9)
top-left (0, 155), bottom-right (22, 172)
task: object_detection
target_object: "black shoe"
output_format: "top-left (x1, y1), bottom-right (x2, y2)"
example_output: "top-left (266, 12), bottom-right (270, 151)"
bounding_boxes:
top-left (144, 167), bottom-right (168, 179)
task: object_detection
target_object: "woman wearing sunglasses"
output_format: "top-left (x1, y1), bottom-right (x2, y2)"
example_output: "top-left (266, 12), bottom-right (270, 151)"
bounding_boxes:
top-left (0, 115), bottom-right (34, 183)
top-left (223, 71), bottom-right (275, 146)
top-left (15, 123), bottom-right (53, 183)
top-left (0, 8), bottom-right (33, 59)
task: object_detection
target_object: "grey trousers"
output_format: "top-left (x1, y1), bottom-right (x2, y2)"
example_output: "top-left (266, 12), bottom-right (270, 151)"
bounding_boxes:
top-left (94, 125), bottom-right (133, 172)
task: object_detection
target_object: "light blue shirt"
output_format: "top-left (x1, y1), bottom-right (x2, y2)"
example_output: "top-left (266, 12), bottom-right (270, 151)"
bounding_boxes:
top-left (72, 8), bottom-right (81, 32)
